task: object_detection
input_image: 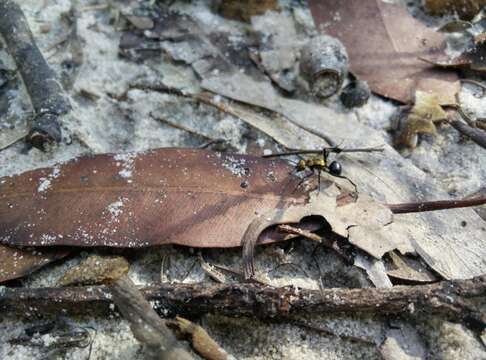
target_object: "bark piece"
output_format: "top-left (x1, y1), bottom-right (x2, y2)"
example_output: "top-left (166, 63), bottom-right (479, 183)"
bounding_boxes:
top-left (58, 255), bottom-right (129, 286)
top-left (309, 0), bottom-right (459, 104)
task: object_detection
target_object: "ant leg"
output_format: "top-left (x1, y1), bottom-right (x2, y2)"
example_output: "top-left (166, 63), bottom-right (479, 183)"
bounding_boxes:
top-left (317, 169), bottom-right (321, 194)
top-left (334, 174), bottom-right (358, 193)
top-left (293, 170), bottom-right (314, 193)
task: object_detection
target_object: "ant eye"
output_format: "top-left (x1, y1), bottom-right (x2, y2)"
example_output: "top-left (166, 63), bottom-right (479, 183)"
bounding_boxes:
top-left (329, 161), bottom-right (342, 176)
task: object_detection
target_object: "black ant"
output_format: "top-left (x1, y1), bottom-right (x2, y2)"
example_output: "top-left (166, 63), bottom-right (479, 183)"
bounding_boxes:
top-left (263, 145), bottom-right (384, 192)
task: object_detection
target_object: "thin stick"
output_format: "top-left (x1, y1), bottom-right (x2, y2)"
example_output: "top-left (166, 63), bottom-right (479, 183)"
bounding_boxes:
top-left (1, 276), bottom-right (485, 329)
top-left (387, 196), bottom-right (486, 214)
top-left (262, 146), bottom-right (384, 158)
top-left (149, 112), bottom-right (216, 142)
top-left (277, 224), bottom-right (351, 263)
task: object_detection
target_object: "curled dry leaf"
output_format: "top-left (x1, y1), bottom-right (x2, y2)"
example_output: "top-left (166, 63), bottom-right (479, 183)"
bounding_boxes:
top-left (394, 91), bottom-right (448, 148)
top-left (309, 0), bottom-right (459, 104)
top-left (242, 188), bottom-right (414, 279)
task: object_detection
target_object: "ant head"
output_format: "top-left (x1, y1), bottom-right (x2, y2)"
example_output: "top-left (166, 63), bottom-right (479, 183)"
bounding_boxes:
top-left (329, 161), bottom-right (342, 176)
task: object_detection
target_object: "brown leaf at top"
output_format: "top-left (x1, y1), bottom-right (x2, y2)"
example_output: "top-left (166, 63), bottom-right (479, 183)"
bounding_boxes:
top-left (0, 148), bottom-right (310, 249)
top-left (309, 0), bottom-right (460, 104)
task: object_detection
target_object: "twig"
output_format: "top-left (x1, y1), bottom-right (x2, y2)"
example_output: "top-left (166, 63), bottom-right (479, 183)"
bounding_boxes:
top-left (277, 224), bottom-right (351, 263)
top-left (0, 133), bottom-right (28, 152)
top-left (0, 0), bottom-right (71, 149)
top-left (449, 117), bottom-right (486, 150)
top-left (109, 276), bottom-right (195, 360)
top-left (2, 276), bottom-right (485, 330)
top-left (387, 196), bottom-right (486, 214)
top-left (149, 112), bottom-right (216, 143)
top-left (461, 79), bottom-right (486, 96)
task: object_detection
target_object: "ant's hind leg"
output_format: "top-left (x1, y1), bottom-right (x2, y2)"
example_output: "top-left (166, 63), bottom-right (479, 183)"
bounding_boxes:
top-left (334, 174), bottom-right (358, 194)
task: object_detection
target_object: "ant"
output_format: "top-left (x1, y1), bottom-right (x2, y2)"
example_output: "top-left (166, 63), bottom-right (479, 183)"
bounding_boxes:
top-left (263, 145), bottom-right (384, 192)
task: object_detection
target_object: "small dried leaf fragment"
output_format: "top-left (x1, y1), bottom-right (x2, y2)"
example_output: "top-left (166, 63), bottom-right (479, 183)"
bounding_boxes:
top-left (425, 0), bottom-right (486, 20)
top-left (309, 0), bottom-right (459, 104)
top-left (58, 255), bottom-right (129, 286)
top-left (386, 251), bottom-right (438, 283)
top-left (219, 0), bottom-right (279, 22)
top-left (395, 91), bottom-right (447, 148)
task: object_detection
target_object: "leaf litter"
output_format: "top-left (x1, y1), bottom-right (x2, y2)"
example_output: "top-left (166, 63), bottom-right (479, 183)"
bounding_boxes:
top-left (309, 0), bottom-right (460, 104)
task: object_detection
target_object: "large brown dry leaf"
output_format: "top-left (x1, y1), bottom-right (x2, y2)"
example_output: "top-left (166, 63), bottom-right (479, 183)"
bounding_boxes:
top-left (309, 0), bottom-right (459, 104)
top-left (0, 148), bottom-right (309, 249)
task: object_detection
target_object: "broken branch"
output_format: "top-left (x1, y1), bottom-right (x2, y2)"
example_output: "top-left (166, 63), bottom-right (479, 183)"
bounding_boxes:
top-left (1, 276), bottom-right (484, 330)
top-left (109, 276), bottom-right (195, 360)
top-left (449, 117), bottom-right (486, 150)
top-left (0, 0), bottom-right (70, 149)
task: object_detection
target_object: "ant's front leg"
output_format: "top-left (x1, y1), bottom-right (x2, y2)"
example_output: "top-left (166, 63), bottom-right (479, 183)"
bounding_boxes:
top-left (293, 169), bottom-right (315, 193)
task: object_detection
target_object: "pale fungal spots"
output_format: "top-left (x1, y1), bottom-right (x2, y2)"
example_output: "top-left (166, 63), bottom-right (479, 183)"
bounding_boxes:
top-left (39, 234), bottom-right (57, 245)
top-left (106, 197), bottom-right (129, 223)
top-left (114, 153), bottom-right (137, 183)
top-left (37, 166), bottom-right (61, 193)
top-left (222, 156), bottom-right (250, 177)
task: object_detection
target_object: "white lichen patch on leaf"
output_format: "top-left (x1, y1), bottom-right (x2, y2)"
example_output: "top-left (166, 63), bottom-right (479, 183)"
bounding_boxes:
top-left (114, 153), bottom-right (137, 183)
top-left (37, 166), bottom-right (61, 193)
top-left (106, 198), bottom-right (128, 221)
top-left (222, 156), bottom-right (249, 177)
